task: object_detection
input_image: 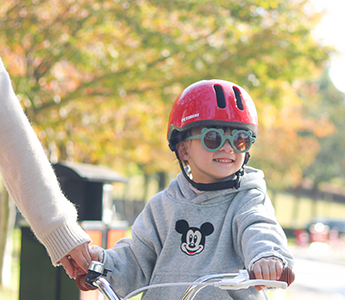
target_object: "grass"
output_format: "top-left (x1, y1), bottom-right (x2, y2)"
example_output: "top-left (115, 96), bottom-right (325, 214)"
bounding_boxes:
top-left (272, 191), bottom-right (345, 229)
top-left (2, 192), bottom-right (345, 300)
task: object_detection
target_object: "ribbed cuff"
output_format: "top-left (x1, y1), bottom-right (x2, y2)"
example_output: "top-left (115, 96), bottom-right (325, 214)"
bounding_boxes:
top-left (41, 221), bottom-right (91, 265)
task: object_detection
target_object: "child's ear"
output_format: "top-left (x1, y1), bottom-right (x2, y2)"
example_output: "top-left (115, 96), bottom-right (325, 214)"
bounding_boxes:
top-left (176, 141), bottom-right (190, 161)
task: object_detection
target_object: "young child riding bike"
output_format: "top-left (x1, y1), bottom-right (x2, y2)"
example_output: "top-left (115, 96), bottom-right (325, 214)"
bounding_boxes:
top-left (87, 79), bottom-right (294, 299)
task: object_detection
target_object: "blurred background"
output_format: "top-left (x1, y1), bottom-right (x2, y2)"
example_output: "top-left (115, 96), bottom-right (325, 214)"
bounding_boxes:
top-left (0, 0), bottom-right (344, 299)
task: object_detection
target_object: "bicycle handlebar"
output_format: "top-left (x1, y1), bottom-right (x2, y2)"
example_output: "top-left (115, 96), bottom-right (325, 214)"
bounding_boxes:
top-left (76, 262), bottom-right (295, 300)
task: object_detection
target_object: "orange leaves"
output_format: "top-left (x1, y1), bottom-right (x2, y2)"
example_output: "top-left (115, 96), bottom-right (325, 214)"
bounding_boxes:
top-left (251, 98), bottom-right (335, 189)
top-left (0, 0), bottom-right (336, 182)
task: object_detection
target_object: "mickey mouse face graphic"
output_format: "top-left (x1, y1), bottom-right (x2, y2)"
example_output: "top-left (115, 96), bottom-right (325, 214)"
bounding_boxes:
top-left (175, 220), bottom-right (214, 256)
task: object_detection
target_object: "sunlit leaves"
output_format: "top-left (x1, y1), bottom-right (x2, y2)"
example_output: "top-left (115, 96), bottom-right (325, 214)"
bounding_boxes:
top-left (251, 101), bottom-right (334, 189)
top-left (0, 0), bottom-right (334, 183)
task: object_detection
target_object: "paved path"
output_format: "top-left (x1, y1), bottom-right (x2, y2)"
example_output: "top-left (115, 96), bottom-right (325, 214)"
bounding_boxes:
top-left (270, 245), bottom-right (345, 300)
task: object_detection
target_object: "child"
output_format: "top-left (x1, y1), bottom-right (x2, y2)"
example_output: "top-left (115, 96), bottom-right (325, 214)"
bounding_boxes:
top-left (89, 80), bottom-right (294, 299)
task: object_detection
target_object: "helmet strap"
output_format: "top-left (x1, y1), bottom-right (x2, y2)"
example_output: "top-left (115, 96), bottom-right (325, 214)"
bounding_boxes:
top-left (244, 152), bottom-right (250, 164)
top-left (174, 150), bottom-right (243, 191)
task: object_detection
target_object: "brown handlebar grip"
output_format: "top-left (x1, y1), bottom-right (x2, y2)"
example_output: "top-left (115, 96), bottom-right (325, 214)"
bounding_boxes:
top-left (76, 274), bottom-right (98, 291)
top-left (248, 267), bottom-right (295, 287)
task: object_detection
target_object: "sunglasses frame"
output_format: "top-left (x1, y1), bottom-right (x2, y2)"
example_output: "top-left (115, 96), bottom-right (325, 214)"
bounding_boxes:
top-left (185, 128), bottom-right (255, 153)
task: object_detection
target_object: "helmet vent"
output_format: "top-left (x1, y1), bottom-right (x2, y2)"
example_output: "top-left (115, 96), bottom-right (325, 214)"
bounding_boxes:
top-left (214, 84), bottom-right (226, 108)
top-left (233, 86), bottom-right (244, 110)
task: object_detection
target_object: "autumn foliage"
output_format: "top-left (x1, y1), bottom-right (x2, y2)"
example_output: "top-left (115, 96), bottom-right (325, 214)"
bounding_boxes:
top-left (0, 0), bottom-right (335, 189)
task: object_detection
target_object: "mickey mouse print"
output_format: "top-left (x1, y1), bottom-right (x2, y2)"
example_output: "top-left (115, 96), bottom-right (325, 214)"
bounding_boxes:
top-left (175, 220), bottom-right (214, 256)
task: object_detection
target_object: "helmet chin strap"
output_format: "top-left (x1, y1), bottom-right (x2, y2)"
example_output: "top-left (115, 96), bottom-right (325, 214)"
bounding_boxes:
top-left (174, 150), bottom-right (245, 191)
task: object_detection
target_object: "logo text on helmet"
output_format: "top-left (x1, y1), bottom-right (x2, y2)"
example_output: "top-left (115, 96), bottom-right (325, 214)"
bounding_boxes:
top-left (181, 113), bottom-right (199, 123)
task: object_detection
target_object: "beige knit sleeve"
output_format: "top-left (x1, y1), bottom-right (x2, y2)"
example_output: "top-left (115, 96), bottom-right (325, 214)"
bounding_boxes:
top-left (0, 58), bottom-right (91, 265)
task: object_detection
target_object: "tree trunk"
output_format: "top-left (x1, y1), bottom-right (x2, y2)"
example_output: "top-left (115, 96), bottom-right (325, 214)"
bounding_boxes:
top-left (142, 173), bottom-right (150, 203)
top-left (0, 182), bottom-right (16, 287)
top-left (157, 171), bottom-right (167, 192)
top-left (311, 185), bottom-right (319, 218)
top-left (291, 186), bottom-right (302, 228)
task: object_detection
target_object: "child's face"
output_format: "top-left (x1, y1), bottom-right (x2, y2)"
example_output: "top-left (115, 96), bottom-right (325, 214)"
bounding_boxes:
top-left (177, 127), bottom-right (246, 184)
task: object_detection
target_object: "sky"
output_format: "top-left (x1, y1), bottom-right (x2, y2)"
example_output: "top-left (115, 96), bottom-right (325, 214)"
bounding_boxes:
top-left (311, 0), bottom-right (345, 93)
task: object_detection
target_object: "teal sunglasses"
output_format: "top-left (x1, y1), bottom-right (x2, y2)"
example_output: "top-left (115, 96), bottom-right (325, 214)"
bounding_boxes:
top-left (185, 128), bottom-right (255, 153)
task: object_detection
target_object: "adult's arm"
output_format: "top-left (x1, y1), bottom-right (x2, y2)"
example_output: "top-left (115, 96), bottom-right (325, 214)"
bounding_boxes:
top-left (0, 57), bottom-right (91, 266)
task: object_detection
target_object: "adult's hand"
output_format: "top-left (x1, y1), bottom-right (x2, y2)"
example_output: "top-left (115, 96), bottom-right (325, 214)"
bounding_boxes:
top-left (59, 242), bottom-right (91, 279)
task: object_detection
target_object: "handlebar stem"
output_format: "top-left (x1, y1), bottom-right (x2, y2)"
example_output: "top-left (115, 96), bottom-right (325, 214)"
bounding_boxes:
top-left (93, 277), bottom-right (121, 300)
top-left (181, 273), bottom-right (237, 300)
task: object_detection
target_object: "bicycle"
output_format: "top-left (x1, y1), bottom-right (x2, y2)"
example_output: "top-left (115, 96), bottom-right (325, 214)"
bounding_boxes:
top-left (76, 261), bottom-right (295, 300)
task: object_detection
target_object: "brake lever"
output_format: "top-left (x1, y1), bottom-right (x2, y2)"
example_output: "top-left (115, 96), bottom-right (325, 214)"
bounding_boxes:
top-left (215, 269), bottom-right (287, 290)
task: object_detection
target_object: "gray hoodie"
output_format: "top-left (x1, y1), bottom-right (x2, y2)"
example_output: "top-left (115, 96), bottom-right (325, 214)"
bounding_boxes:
top-left (104, 166), bottom-right (294, 299)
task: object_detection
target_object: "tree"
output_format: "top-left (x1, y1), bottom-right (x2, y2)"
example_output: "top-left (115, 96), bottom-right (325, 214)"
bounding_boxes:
top-left (298, 70), bottom-right (345, 217)
top-left (302, 70), bottom-right (345, 185)
top-left (0, 0), bottom-right (332, 175)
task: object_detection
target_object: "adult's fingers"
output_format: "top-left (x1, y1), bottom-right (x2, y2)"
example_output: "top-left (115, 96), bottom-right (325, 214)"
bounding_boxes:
top-left (60, 255), bottom-right (76, 279)
top-left (69, 242), bottom-right (92, 273)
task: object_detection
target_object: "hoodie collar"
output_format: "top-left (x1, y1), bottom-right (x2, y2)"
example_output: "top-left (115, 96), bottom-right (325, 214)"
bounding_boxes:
top-left (172, 166), bottom-right (266, 205)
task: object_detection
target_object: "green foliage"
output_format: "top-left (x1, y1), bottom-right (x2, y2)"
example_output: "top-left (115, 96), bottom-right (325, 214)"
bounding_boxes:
top-left (301, 70), bottom-right (345, 187)
top-left (0, 0), bottom-right (333, 182)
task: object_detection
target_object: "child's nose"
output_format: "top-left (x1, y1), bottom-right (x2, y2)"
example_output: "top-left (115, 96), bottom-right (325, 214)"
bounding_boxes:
top-left (220, 139), bottom-right (234, 152)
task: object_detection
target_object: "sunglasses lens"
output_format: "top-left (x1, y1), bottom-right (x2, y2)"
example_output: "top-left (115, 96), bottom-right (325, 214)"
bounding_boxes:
top-left (204, 131), bottom-right (222, 150)
top-left (233, 132), bottom-right (250, 151)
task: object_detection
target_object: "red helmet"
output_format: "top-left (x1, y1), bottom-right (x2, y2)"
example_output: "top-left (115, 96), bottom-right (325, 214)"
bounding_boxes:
top-left (167, 79), bottom-right (259, 149)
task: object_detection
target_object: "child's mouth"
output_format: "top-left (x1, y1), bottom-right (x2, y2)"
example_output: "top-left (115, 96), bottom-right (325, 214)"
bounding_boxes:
top-left (214, 159), bottom-right (233, 163)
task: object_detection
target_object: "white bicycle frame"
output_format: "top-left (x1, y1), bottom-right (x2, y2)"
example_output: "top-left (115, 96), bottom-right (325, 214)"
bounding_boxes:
top-left (81, 261), bottom-right (288, 300)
